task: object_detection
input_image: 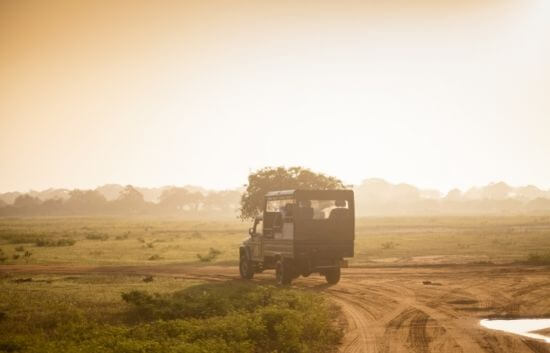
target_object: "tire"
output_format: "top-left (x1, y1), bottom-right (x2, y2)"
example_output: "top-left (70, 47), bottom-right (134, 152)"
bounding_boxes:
top-left (324, 266), bottom-right (340, 285)
top-left (239, 254), bottom-right (254, 280)
top-left (275, 259), bottom-right (292, 286)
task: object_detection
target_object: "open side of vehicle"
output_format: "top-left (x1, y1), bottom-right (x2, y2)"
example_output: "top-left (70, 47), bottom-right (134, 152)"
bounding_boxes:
top-left (240, 189), bottom-right (354, 285)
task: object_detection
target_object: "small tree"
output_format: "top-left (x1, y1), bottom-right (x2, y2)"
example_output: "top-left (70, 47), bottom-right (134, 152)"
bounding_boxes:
top-left (239, 166), bottom-right (344, 221)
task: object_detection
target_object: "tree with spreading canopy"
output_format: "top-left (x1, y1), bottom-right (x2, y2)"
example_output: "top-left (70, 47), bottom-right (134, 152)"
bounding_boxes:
top-left (159, 187), bottom-right (204, 212)
top-left (239, 166), bottom-right (344, 220)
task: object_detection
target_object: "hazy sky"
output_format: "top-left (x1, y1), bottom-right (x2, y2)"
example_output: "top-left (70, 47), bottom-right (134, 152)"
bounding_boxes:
top-left (1, 0), bottom-right (549, 193)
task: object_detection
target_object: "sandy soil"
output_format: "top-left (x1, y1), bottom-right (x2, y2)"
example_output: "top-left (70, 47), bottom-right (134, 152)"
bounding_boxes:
top-left (1, 263), bottom-right (549, 353)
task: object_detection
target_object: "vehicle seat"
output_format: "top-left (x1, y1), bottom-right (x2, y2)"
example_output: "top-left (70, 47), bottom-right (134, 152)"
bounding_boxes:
top-left (299, 206), bottom-right (314, 219)
top-left (329, 208), bottom-right (350, 219)
top-left (283, 203), bottom-right (294, 219)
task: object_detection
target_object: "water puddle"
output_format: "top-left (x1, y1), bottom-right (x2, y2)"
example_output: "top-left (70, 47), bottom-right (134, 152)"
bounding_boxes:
top-left (480, 319), bottom-right (550, 343)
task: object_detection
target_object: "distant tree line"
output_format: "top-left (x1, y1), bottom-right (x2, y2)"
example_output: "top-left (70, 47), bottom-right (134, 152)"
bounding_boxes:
top-left (2, 168), bottom-right (550, 218)
top-left (0, 186), bottom-right (241, 218)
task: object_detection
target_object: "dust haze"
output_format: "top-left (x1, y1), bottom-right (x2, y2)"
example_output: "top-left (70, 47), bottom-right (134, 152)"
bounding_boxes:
top-left (1, 1), bottom-right (549, 353)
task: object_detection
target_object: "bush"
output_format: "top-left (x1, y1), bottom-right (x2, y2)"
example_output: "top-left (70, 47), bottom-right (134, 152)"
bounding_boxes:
top-left (526, 252), bottom-right (550, 265)
top-left (35, 238), bottom-right (76, 247)
top-left (148, 254), bottom-right (162, 261)
top-left (85, 233), bottom-right (109, 241)
top-left (0, 283), bottom-right (341, 353)
top-left (0, 340), bottom-right (23, 353)
top-left (196, 248), bottom-right (222, 262)
top-left (2, 234), bottom-right (38, 244)
top-left (381, 241), bottom-right (398, 250)
top-left (14, 246), bottom-right (25, 252)
top-left (117, 283), bottom-right (342, 353)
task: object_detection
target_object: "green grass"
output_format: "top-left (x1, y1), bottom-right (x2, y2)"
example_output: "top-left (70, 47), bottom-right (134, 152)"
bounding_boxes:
top-left (0, 275), bottom-right (341, 353)
top-left (0, 218), bottom-right (246, 265)
top-left (1, 216), bottom-right (550, 266)
top-left (1, 215), bottom-right (549, 352)
top-left (353, 216), bottom-right (550, 265)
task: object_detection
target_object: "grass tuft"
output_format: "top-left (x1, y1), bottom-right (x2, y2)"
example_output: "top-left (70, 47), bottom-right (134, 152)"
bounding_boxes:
top-left (196, 247), bottom-right (222, 262)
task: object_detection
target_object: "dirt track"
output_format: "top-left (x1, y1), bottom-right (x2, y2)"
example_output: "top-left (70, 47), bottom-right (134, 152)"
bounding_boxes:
top-left (2, 263), bottom-right (550, 353)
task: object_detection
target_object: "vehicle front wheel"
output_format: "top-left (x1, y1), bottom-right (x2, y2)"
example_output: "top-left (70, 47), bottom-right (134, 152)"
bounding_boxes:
top-left (239, 254), bottom-right (254, 280)
top-left (275, 259), bottom-right (292, 286)
top-left (324, 266), bottom-right (341, 285)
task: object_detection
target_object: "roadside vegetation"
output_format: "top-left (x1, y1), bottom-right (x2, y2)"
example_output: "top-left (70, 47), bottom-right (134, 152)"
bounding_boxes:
top-left (0, 276), bottom-right (342, 353)
top-left (1, 216), bottom-right (550, 266)
top-left (526, 251), bottom-right (550, 265)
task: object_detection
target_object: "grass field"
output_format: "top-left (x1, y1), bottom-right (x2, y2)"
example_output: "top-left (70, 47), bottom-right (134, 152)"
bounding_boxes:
top-left (0, 274), bottom-right (342, 353)
top-left (1, 216), bottom-right (549, 266)
top-left (1, 215), bottom-right (549, 353)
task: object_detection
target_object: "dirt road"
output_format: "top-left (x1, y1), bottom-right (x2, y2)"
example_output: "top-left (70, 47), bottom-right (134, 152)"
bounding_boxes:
top-left (2, 263), bottom-right (549, 353)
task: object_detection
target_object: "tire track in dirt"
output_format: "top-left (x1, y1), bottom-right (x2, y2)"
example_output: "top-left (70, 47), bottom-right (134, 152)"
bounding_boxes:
top-left (330, 292), bottom-right (378, 353)
top-left (522, 338), bottom-right (550, 353)
top-left (408, 310), bottom-right (430, 353)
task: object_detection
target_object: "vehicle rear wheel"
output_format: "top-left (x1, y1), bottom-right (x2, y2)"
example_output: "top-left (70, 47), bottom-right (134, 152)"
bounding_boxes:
top-left (239, 254), bottom-right (254, 280)
top-left (324, 266), bottom-right (340, 285)
top-left (275, 259), bottom-right (292, 286)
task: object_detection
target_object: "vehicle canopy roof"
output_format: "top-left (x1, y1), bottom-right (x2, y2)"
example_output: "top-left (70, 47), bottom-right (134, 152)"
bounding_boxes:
top-left (265, 189), bottom-right (354, 200)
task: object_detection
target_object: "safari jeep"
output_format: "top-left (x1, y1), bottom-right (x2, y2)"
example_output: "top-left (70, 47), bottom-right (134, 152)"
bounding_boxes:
top-left (239, 189), bottom-right (354, 285)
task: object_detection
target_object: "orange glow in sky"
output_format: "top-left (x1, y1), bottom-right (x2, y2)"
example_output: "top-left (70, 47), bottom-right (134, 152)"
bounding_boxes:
top-left (1, 0), bottom-right (549, 192)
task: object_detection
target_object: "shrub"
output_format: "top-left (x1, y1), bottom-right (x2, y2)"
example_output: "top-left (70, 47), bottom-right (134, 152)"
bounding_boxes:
top-left (2, 234), bottom-right (38, 244)
top-left (115, 233), bottom-right (129, 240)
top-left (14, 246), bottom-right (25, 252)
top-left (12, 254), bottom-right (20, 260)
top-left (381, 241), bottom-right (398, 250)
top-left (148, 254), bottom-right (162, 261)
top-left (85, 233), bottom-right (109, 241)
top-left (35, 238), bottom-right (76, 247)
top-left (0, 283), bottom-right (341, 353)
top-left (118, 283), bottom-right (342, 353)
top-left (196, 248), bottom-right (222, 262)
top-left (0, 340), bottom-right (23, 353)
top-left (526, 252), bottom-right (550, 265)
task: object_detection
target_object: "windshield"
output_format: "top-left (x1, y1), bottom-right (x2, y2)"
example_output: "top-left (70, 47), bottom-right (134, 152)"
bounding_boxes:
top-left (266, 199), bottom-right (295, 213)
top-left (297, 199), bottom-right (350, 220)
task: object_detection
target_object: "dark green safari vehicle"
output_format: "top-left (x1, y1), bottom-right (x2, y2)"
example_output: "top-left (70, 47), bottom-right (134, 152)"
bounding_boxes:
top-left (239, 189), bottom-right (354, 285)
